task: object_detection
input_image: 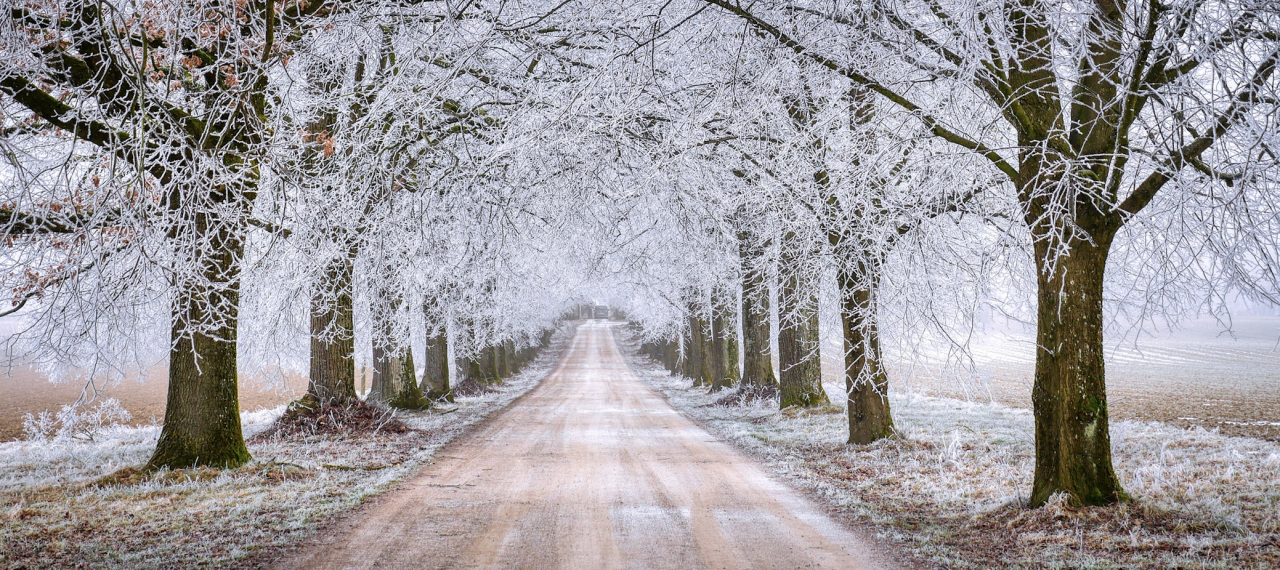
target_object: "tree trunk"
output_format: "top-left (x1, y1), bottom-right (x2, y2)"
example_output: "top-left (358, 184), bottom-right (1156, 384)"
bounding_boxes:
top-left (304, 254), bottom-right (357, 406)
top-left (370, 293), bottom-right (428, 409)
top-left (839, 265), bottom-right (894, 444)
top-left (711, 309), bottom-right (729, 392)
top-left (658, 339), bottom-right (675, 371)
top-left (462, 347), bottom-right (490, 385)
top-left (499, 340), bottom-right (513, 378)
top-left (687, 311), bottom-right (709, 387)
top-left (1029, 235), bottom-right (1126, 506)
top-left (372, 344), bottom-right (428, 409)
top-left (147, 222), bottom-right (249, 469)
top-left (422, 326), bottom-right (452, 401)
top-left (682, 314), bottom-right (693, 380)
top-left (739, 236), bottom-right (776, 387)
top-left (711, 296), bottom-right (738, 391)
top-left (484, 345), bottom-right (502, 384)
top-left (725, 316), bottom-right (740, 385)
top-left (777, 248), bottom-right (827, 408)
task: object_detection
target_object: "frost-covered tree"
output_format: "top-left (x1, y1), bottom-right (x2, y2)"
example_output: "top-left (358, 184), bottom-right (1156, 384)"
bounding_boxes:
top-left (0, 0), bottom-right (346, 469)
top-left (699, 0), bottom-right (1280, 506)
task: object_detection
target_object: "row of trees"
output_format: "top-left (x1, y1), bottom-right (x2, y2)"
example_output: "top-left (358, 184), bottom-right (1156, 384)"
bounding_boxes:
top-left (620, 0), bottom-right (1280, 509)
top-left (0, 0), bottom-right (611, 470)
top-left (3, 0), bottom-right (1278, 512)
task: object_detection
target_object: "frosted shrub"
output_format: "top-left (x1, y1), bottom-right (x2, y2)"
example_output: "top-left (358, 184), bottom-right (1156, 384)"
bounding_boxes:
top-left (22, 398), bottom-right (132, 444)
top-left (20, 411), bottom-right (57, 444)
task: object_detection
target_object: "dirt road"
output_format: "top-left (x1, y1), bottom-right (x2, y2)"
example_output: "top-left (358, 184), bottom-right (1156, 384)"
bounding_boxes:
top-left (274, 321), bottom-right (896, 570)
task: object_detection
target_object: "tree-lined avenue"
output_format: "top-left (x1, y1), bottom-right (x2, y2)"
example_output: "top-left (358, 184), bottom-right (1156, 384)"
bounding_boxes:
top-left (272, 321), bottom-right (896, 570)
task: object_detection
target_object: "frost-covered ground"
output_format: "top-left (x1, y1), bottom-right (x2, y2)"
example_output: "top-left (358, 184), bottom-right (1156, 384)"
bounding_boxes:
top-left (0, 326), bottom-right (572, 570)
top-left (623, 339), bottom-right (1280, 568)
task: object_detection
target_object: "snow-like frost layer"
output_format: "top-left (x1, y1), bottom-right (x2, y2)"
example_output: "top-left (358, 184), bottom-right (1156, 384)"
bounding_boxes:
top-left (625, 341), bottom-right (1280, 568)
top-left (0, 325), bottom-right (574, 570)
top-left (0, 408), bottom-right (284, 493)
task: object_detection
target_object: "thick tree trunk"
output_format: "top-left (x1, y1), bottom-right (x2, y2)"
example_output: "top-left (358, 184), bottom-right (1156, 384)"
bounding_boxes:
top-left (697, 312), bottom-right (716, 387)
top-left (739, 237), bottom-right (776, 388)
top-left (777, 250), bottom-right (827, 408)
top-left (486, 345), bottom-right (503, 383)
top-left (499, 340), bottom-right (513, 378)
top-left (1029, 236), bottom-right (1126, 506)
top-left (422, 327), bottom-right (452, 401)
top-left (711, 297), bottom-right (738, 391)
top-left (370, 293), bottom-right (428, 409)
top-left (148, 223), bottom-right (249, 469)
top-left (687, 312), bottom-right (709, 387)
top-left (839, 266), bottom-right (894, 444)
top-left (462, 351), bottom-right (489, 384)
top-left (711, 309), bottom-right (729, 392)
top-left (658, 339), bottom-right (675, 371)
top-left (304, 254), bottom-right (357, 406)
top-left (372, 344), bottom-right (428, 409)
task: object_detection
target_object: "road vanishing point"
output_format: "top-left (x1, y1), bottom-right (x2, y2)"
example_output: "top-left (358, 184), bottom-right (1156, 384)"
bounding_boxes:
top-left (276, 321), bottom-right (898, 570)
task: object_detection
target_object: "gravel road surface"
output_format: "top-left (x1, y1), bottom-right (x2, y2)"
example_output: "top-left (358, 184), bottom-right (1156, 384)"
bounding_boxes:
top-left (274, 321), bottom-right (896, 570)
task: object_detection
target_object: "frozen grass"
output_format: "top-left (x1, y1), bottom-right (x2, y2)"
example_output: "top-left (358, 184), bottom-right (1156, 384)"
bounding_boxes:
top-left (619, 336), bottom-right (1280, 569)
top-left (0, 326), bottom-right (572, 570)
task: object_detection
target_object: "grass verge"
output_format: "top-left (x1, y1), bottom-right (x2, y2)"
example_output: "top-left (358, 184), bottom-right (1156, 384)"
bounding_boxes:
top-left (617, 332), bottom-right (1280, 569)
top-left (0, 327), bottom-right (573, 570)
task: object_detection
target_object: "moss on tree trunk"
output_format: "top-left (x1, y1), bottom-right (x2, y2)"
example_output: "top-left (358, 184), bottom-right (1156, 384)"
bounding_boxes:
top-left (147, 221), bottom-right (249, 470)
top-left (778, 248), bottom-right (827, 408)
top-left (1029, 236), bottom-right (1126, 506)
top-left (839, 268), bottom-right (894, 444)
top-left (303, 254), bottom-right (357, 407)
top-left (423, 329), bottom-right (452, 401)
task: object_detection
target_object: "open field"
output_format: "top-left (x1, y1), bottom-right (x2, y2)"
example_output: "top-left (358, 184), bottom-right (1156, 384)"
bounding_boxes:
top-left (819, 315), bottom-right (1280, 441)
top-left (0, 365), bottom-right (309, 442)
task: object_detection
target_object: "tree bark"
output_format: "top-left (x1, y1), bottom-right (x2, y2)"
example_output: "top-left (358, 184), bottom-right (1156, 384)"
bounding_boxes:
top-left (777, 244), bottom-right (827, 408)
top-left (147, 222), bottom-right (249, 469)
top-left (499, 340), bottom-right (513, 378)
top-left (422, 326), bottom-right (452, 401)
top-left (486, 345), bottom-right (502, 383)
top-left (725, 318), bottom-right (740, 385)
top-left (839, 265), bottom-right (894, 444)
top-left (687, 311), bottom-right (709, 387)
top-left (372, 344), bottom-right (427, 409)
top-left (739, 235), bottom-right (776, 388)
top-left (304, 254), bottom-right (357, 406)
top-left (462, 356), bottom-right (482, 383)
top-left (370, 292), bottom-right (428, 409)
top-left (711, 296), bottom-right (738, 391)
top-left (1029, 233), bottom-right (1126, 506)
top-left (711, 309), bottom-right (729, 392)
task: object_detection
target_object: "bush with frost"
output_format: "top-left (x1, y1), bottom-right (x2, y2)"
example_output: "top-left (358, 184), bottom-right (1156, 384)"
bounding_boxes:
top-left (22, 398), bottom-right (132, 444)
